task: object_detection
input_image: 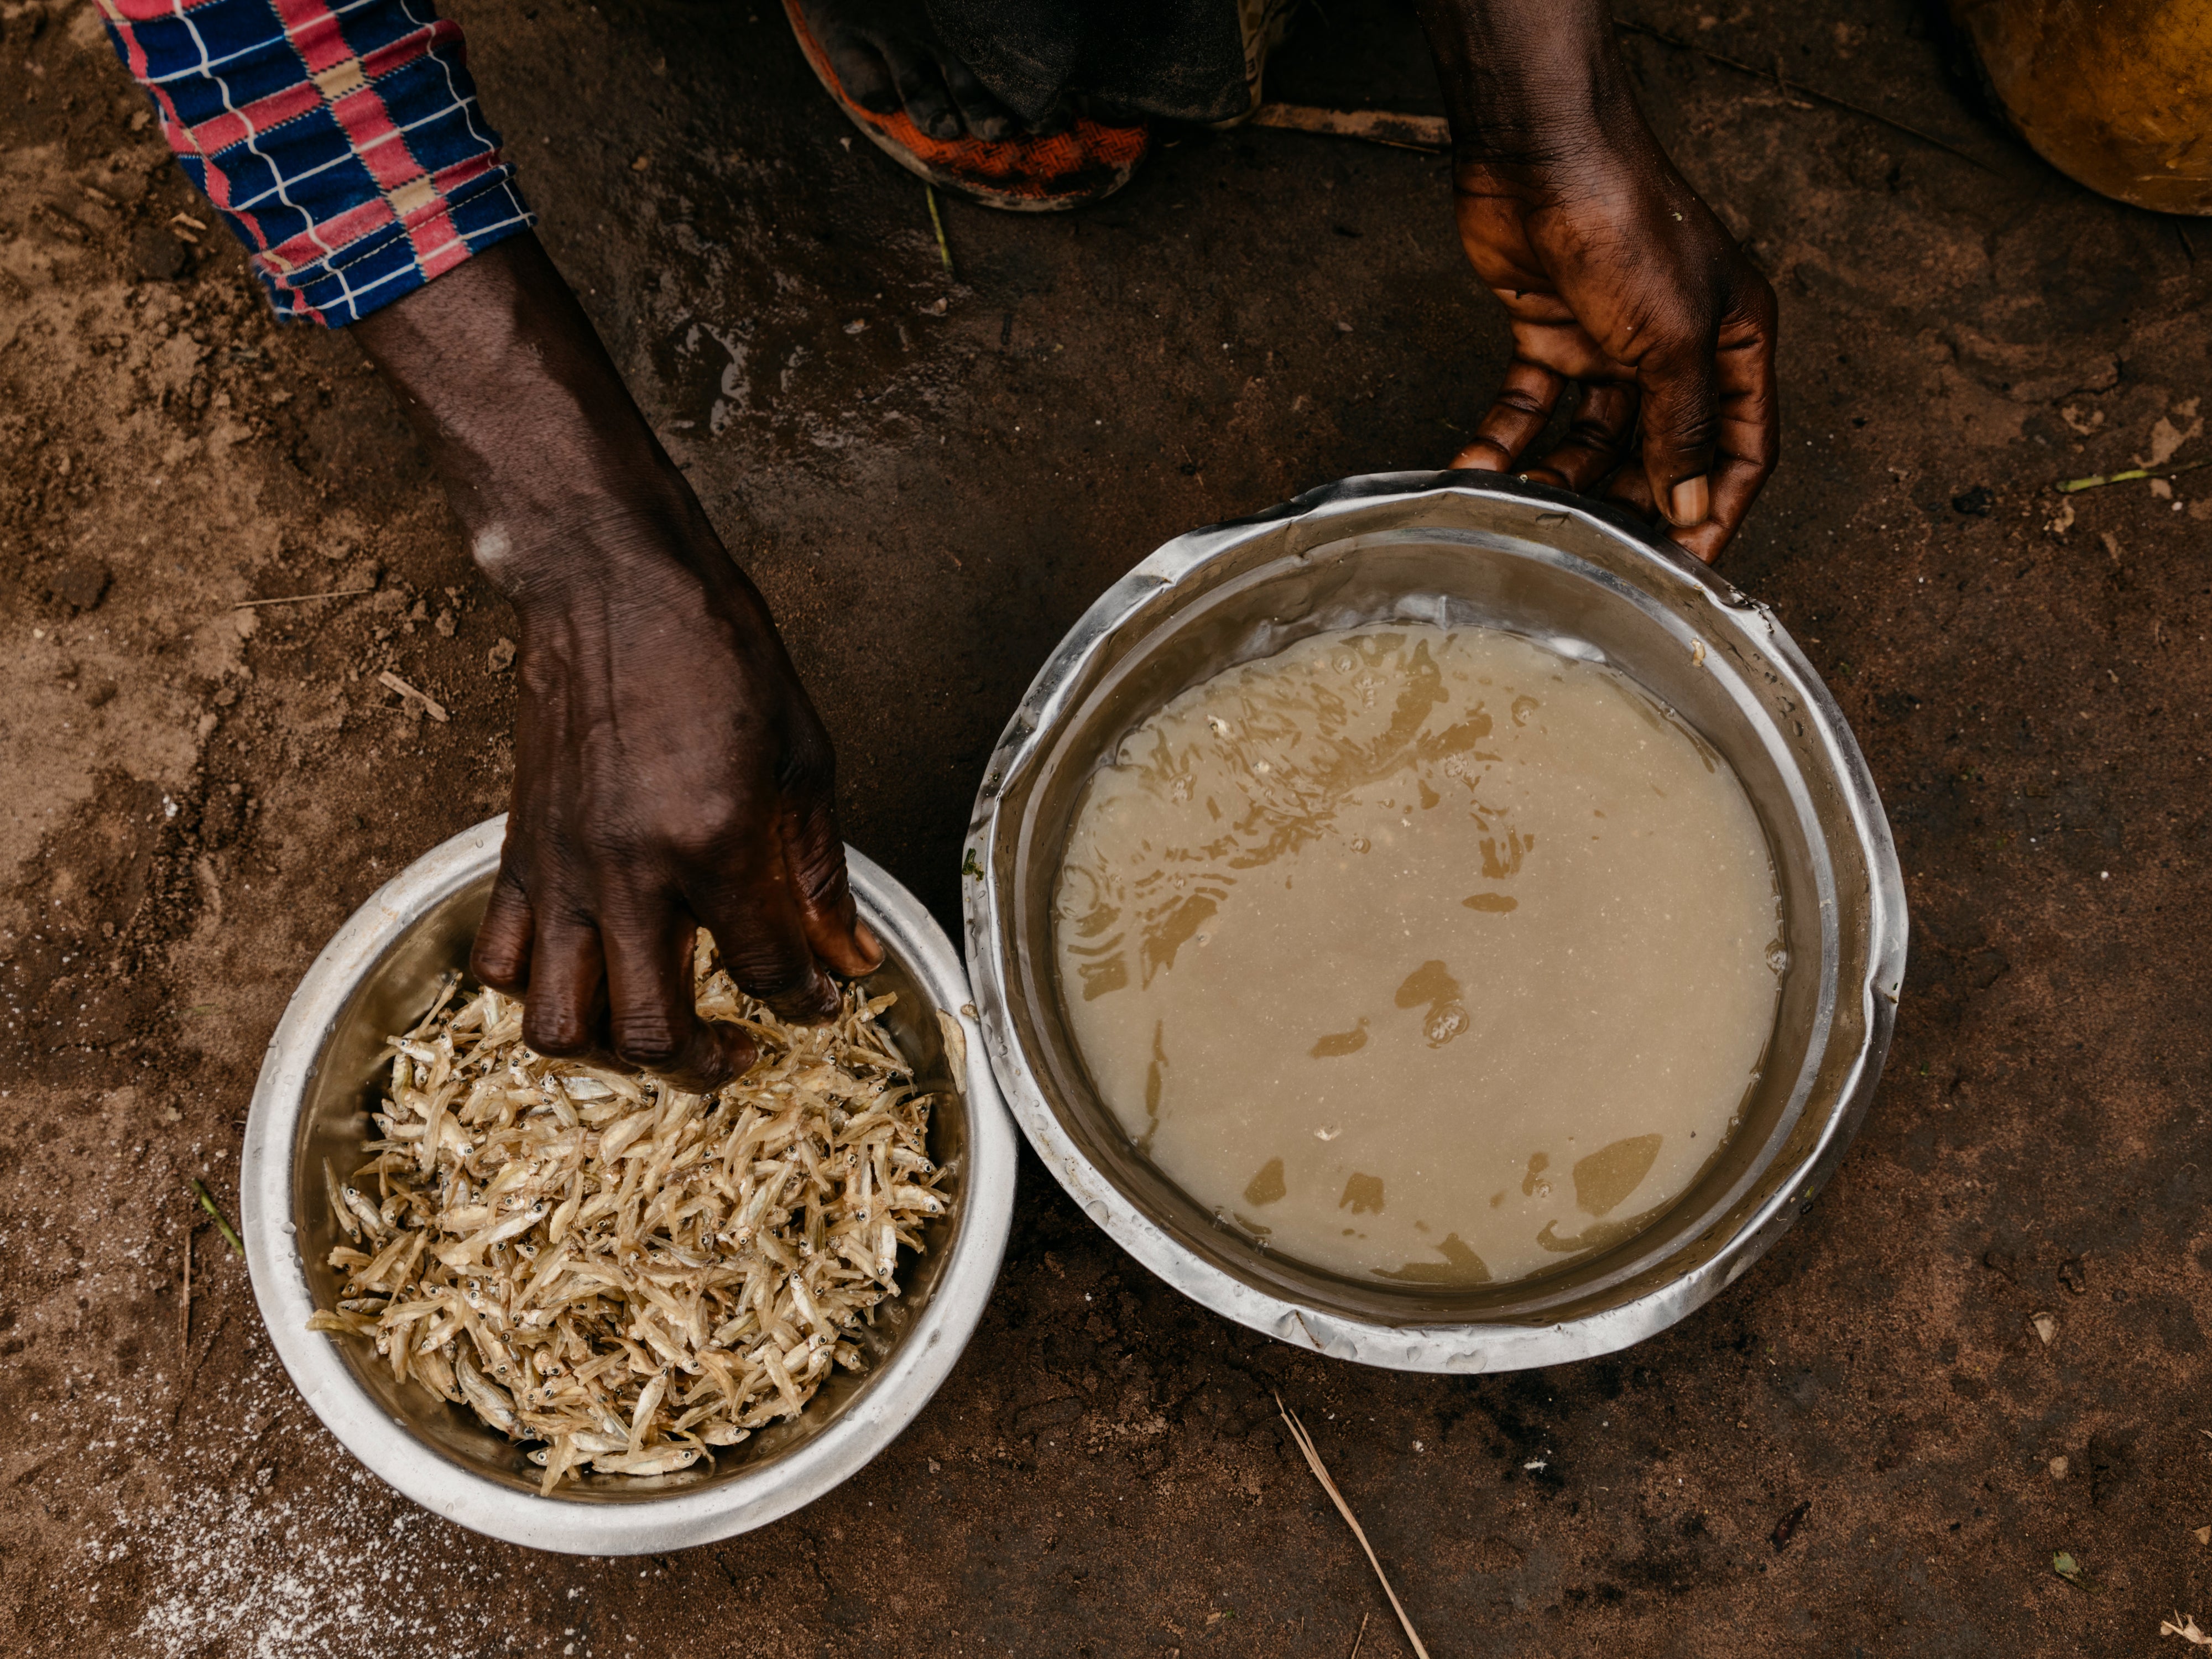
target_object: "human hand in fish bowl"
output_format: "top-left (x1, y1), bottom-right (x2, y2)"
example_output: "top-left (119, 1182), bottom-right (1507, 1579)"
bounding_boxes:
top-left (357, 236), bottom-right (883, 1084)
top-left (1415, 0), bottom-right (1779, 562)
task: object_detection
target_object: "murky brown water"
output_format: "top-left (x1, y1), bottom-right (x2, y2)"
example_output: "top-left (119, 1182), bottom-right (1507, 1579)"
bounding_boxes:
top-left (1055, 624), bottom-right (1784, 1286)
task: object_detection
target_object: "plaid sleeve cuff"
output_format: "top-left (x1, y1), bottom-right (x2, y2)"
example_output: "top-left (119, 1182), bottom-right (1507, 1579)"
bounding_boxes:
top-left (100, 0), bottom-right (536, 326)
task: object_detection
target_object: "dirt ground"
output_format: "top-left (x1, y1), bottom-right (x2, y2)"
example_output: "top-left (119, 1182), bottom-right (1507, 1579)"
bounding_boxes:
top-left (4, 0), bottom-right (2211, 1652)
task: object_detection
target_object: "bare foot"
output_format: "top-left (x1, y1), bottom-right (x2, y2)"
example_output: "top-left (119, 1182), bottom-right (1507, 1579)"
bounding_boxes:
top-left (794, 0), bottom-right (1027, 140)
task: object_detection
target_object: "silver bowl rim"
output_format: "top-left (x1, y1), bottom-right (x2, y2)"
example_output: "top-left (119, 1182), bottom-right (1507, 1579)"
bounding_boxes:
top-left (961, 471), bottom-right (1906, 1373)
top-left (241, 816), bottom-right (1018, 1554)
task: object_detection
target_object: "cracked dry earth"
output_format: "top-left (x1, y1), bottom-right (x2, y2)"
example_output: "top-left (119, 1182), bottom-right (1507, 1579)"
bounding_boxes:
top-left (4, 0), bottom-right (2212, 1654)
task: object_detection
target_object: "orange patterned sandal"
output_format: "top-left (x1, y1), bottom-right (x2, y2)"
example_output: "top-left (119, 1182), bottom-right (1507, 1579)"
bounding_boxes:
top-left (782, 0), bottom-right (1150, 212)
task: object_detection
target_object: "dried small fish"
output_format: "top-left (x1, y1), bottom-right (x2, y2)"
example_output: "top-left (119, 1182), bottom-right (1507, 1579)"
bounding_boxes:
top-left (309, 939), bottom-right (950, 1492)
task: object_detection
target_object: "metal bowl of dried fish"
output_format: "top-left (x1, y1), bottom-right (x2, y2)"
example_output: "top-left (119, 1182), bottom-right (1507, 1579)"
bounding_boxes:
top-left (964, 472), bottom-right (1906, 1373)
top-left (242, 816), bottom-right (1015, 1553)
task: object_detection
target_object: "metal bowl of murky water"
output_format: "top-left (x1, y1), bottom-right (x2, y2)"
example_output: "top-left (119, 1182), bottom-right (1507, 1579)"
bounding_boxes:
top-left (242, 817), bottom-right (1016, 1552)
top-left (964, 472), bottom-right (1906, 1371)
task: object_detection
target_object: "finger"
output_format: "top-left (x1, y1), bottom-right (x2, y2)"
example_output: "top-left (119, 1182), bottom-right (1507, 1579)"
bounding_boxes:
top-left (1670, 290), bottom-right (1780, 564)
top-left (940, 54), bottom-right (1017, 140)
top-left (1635, 326), bottom-right (1721, 531)
top-left (599, 900), bottom-right (756, 1089)
top-left (472, 862), bottom-right (536, 994)
top-left (780, 773), bottom-right (883, 979)
top-left (826, 33), bottom-right (898, 114)
top-left (1449, 357), bottom-right (1568, 473)
top-left (1605, 460), bottom-right (1657, 518)
top-left (520, 912), bottom-right (607, 1058)
top-left (689, 854), bottom-right (841, 1025)
top-left (879, 38), bottom-right (961, 140)
top-left (1522, 381), bottom-right (1641, 493)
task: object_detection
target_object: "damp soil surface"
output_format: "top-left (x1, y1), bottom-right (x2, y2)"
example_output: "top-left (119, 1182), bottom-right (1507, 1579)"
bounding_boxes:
top-left (5, 0), bottom-right (2212, 1653)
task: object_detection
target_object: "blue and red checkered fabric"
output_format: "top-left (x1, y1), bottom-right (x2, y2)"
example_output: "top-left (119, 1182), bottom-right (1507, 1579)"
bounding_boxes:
top-left (99, 0), bottom-right (534, 325)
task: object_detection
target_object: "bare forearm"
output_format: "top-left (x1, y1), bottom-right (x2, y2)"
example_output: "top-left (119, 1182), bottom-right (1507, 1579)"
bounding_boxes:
top-left (1411, 0), bottom-right (1636, 162)
top-left (353, 234), bottom-right (729, 613)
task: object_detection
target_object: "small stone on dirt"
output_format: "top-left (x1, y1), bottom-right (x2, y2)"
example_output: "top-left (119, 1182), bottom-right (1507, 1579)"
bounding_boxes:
top-left (129, 223), bottom-right (188, 281)
top-left (488, 637), bottom-right (516, 671)
top-left (1770, 1500), bottom-right (1810, 1551)
top-left (44, 557), bottom-right (111, 612)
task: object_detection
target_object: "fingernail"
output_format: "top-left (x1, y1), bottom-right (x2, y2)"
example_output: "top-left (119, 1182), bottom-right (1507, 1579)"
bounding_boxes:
top-left (717, 1029), bottom-right (758, 1084)
top-left (1668, 476), bottom-right (1710, 527)
top-left (853, 919), bottom-right (884, 971)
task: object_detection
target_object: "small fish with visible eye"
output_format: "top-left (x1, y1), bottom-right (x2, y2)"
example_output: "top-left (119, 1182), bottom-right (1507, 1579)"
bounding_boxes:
top-left (340, 1185), bottom-right (389, 1244)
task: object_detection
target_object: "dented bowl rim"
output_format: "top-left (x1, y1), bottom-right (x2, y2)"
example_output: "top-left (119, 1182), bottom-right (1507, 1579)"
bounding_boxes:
top-left (242, 816), bottom-right (1017, 1554)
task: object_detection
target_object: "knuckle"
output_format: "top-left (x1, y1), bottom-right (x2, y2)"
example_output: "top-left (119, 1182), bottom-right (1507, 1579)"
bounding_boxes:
top-left (471, 941), bottom-right (528, 993)
top-left (779, 723), bottom-right (838, 793)
top-left (660, 794), bottom-right (755, 867)
top-left (728, 951), bottom-right (818, 1001)
top-left (793, 844), bottom-right (853, 909)
top-left (1647, 399), bottom-right (1718, 452)
top-left (525, 1008), bottom-right (592, 1058)
top-left (574, 814), bottom-right (646, 865)
top-left (1735, 265), bottom-right (1780, 322)
top-left (611, 1024), bottom-right (686, 1070)
top-left (1641, 304), bottom-right (1716, 361)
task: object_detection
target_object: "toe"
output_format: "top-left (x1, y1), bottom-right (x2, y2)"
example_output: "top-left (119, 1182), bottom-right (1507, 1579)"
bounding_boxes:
top-left (940, 55), bottom-right (1018, 141)
top-left (880, 37), bottom-right (962, 139)
top-left (1026, 98), bottom-right (1073, 137)
top-left (826, 33), bottom-right (898, 114)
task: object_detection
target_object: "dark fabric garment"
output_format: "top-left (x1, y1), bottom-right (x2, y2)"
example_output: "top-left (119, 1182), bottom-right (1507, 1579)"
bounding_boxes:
top-left (921, 0), bottom-right (1251, 124)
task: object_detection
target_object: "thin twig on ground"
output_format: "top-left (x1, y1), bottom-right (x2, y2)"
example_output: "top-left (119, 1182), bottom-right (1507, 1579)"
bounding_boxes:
top-left (1615, 18), bottom-right (1999, 173)
top-left (376, 670), bottom-right (450, 723)
top-left (1348, 1610), bottom-right (1369, 1659)
top-left (926, 185), bottom-right (957, 278)
top-left (191, 1178), bottom-right (243, 1255)
top-left (2057, 457), bottom-right (2212, 494)
top-left (1250, 103), bottom-right (1449, 154)
top-left (231, 587), bottom-right (373, 609)
top-left (180, 1217), bottom-right (194, 1360)
top-left (1276, 1395), bottom-right (1432, 1659)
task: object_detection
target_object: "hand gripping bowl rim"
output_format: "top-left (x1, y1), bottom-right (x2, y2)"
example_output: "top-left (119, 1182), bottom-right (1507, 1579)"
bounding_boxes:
top-left (961, 471), bottom-right (1907, 1373)
top-left (242, 817), bottom-right (1017, 1553)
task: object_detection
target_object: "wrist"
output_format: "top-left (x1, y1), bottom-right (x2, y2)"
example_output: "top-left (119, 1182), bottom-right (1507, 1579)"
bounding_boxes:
top-left (356, 236), bottom-right (714, 608)
top-left (1415, 0), bottom-right (1637, 166)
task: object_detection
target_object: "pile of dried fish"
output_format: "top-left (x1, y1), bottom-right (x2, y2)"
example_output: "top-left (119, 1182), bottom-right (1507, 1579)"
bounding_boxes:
top-left (308, 937), bottom-right (950, 1494)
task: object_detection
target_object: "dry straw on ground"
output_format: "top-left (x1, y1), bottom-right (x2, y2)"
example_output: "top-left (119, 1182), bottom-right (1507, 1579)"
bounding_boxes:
top-left (1276, 1393), bottom-right (1432, 1659)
